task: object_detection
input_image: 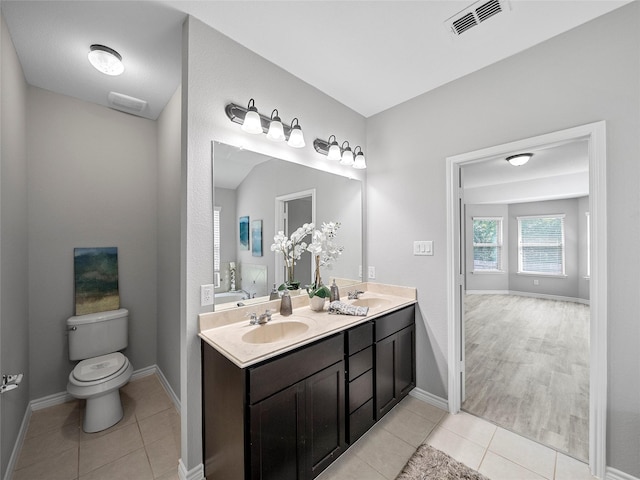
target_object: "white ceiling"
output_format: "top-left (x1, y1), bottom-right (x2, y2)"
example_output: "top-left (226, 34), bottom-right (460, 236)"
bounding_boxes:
top-left (1, 0), bottom-right (630, 120)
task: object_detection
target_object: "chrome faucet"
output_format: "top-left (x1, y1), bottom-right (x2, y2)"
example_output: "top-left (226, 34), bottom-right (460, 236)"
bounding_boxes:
top-left (248, 310), bottom-right (272, 325)
top-left (348, 290), bottom-right (364, 300)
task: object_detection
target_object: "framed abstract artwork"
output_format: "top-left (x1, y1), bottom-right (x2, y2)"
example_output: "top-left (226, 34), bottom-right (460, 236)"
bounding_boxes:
top-left (251, 220), bottom-right (263, 257)
top-left (239, 216), bottom-right (250, 250)
top-left (74, 247), bottom-right (120, 315)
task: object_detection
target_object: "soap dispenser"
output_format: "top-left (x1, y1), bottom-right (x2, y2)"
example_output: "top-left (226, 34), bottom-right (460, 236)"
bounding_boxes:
top-left (269, 283), bottom-right (279, 300)
top-left (280, 289), bottom-right (292, 316)
top-left (330, 279), bottom-right (340, 302)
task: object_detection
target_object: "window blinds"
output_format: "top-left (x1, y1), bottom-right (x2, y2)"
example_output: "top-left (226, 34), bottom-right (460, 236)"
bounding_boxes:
top-left (517, 215), bottom-right (565, 275)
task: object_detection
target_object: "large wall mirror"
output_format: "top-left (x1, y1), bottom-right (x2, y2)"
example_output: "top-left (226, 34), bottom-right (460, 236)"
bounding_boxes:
top-left (213, 142), bottom-right (363, 310)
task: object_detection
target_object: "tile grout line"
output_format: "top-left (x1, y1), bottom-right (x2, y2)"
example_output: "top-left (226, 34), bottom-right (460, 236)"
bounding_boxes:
top-left (477, 424), bottom-right (498, 472)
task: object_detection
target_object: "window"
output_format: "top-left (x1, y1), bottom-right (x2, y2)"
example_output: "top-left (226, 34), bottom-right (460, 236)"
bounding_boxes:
top-left (214, 207), bottom-right (221, 272)
top-left (517, 214), bottom-right (565, 276)
top-left (472, 217), bottom-right (503, 272)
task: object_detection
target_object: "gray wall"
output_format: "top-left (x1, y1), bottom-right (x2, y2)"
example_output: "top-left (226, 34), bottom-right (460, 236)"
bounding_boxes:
top-left (366, 4), bottom-right (639, 475)
top-left (157, 86), bottom-right (182, 400)
top-left (27, 87), bottom-right (159, 399)
top-left (1, 13), bottom-right (30, 478)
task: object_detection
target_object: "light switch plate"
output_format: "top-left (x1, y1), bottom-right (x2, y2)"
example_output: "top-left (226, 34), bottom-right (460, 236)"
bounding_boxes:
top-left (413, 240), bottom-right (433, 256)
top-left (368, 266), bottom-right (376, 279)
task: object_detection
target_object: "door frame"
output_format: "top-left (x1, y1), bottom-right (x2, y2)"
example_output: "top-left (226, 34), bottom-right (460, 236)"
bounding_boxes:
top-left (445, 121), bottom-right (607, 478)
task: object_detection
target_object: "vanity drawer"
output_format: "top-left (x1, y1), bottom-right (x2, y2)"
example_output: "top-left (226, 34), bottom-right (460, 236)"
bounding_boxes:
top-left (347, 322), bottom-right (373, 355)
top-left (348, 346), bottom-right (372, 381)
top-left (375, 305), bottom-right (415, 342)
top-left (248, 333), bottom-right (344, 404)
top-left (348, 399), bottom-right (375, 443)
top-left (349, 369), bottom-right (373, 413)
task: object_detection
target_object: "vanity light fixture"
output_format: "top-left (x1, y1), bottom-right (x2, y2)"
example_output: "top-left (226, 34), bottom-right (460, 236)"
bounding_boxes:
top-left (353, 146), bottom-right (367, 169)
top-left (313, 136), bottom-right (367, 169)
top-left (88, 44), bottom-right (124, 76)
top-left (506, 153), bottom-right (533, 166)
top-left (241, 99), bottom-right (263, 134)
top-left (267, 109), bottom-right (286, 141)
top-left (327, 135), bottom-right (341, 161)
top-left (287, 118), bottom-right (306, 148)
top-left (339, 141), bottom-right (354, 166)
top-left (226, 100), bottom-right (305, 148)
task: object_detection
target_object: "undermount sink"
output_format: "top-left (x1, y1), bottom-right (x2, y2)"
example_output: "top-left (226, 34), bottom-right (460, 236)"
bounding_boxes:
top-left (242, 320), bottom-right (310, 344)
top-left (351, 297), bottom-right (392, 309)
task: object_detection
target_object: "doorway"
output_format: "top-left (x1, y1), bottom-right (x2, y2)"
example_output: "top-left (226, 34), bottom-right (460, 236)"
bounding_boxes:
top-left (446, 122), bottom-right (607, 478)
top-left (275, 189), bottom-right (316, 287)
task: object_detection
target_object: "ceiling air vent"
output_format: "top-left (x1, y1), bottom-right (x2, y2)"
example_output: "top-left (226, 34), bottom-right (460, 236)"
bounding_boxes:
top-left (107, 91), bottom-right (148, 115)
top-left (445, 0), bottom-right (510, 36)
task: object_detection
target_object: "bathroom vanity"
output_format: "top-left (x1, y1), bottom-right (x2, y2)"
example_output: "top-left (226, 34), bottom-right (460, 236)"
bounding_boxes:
top-left (199, 284), bottom-right (416, 480)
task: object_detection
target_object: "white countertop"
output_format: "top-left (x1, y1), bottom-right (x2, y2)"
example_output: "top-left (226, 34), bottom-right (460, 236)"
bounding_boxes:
top-left (198, 283), bottom-right (416, 368)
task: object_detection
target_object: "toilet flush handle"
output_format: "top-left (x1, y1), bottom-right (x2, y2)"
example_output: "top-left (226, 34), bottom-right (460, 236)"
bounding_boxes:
top-left (68, 326), bottom-right (77, 331)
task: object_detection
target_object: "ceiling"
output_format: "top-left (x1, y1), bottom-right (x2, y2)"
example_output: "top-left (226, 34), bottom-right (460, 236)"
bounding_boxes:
top-left (1, 1), bottom-right (630, 120)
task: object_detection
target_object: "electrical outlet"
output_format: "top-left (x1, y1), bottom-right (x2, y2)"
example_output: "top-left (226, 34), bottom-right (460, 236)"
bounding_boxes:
top-left (368, 266), bottom-right (376, 279)
top-left (533, 279), bottom-right (540, 286)
top-left (201, 284), bottom-right (214, 306)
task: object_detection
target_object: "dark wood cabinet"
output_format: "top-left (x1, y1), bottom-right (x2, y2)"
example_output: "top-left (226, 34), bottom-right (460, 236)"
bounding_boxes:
top-left (202, 304), bottom-right (416, 480)
top-left (375, 306), bottom-right (416, 420)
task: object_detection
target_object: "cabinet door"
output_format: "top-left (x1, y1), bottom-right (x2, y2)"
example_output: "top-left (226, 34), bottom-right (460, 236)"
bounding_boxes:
top-left (375, 332), bottom-right (397, 419)
top-left (304, 361), bottom-right (346, 479)
top-left (375, 325), bottom-right (416, 420)
top-left (249, 383), bottom-right (305, 480)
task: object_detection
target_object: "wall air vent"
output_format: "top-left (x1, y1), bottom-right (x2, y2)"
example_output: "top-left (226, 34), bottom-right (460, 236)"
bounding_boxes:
top-left (107, 91), bottom-right (148, 115)
top-left (445, 0), bottom-right (510, 36)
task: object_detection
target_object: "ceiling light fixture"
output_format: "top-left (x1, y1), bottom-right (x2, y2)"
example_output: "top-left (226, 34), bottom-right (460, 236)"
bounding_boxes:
top-left (353, 146), bottom-right (367, 169)
top-left (88, 44), bottom-right (124, 76)
top-left (287, 118), bottom-right (306, 148)
top-left (327, 135), bottom-right (341, 161)
top-left (226, 100), bottom-right (305, 149)
top-left (313, 137), bottom-right (367, 169)
top-left (241, 99), bottom-right (263, 134)
top-left (267, 109), bottom-right (285, 142)
top-left (506, 153), bottom-right (533, 166)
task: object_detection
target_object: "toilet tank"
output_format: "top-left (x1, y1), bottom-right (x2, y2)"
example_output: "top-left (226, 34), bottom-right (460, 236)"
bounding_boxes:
top-left (67, 308), bottom-right (128, 361)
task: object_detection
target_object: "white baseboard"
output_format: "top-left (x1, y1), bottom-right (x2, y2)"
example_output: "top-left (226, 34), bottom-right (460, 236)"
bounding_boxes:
top-left (607, 467), bottom-right (640, 480)
top-left (466, 289), bottom-right (590, 305)
top-left (155, 366), bottom-right (181, 412)
top-left (2, 404), bottom-right (32, 480)
top-left (409, 387), bottom-right (449, 412)
top-left (178, 459), bottom-right (205, 480)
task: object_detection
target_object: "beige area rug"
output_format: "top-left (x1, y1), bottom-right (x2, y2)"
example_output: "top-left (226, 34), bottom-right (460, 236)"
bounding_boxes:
top-left (395, 444), bottom-right (489, 480)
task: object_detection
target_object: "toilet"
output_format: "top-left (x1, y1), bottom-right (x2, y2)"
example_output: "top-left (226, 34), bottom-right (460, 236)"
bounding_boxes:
top-left (66, 308), bottom-right (133, 433)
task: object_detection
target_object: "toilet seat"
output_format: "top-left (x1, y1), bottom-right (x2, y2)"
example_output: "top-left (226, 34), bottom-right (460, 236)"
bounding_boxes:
top-left (70, 352), bottom-right (129, 387)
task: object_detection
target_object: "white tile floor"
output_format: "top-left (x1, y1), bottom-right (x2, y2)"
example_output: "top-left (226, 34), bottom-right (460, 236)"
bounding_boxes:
top-left (11, 374), bottom-right (180, 480)
top-left (318, 395), bottom-right (597, 480)
top-left (11, 377), bottom-right (596, 480)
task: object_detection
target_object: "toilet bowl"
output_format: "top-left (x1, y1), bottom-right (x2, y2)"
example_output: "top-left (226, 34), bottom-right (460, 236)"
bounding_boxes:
top-left (66, 308), bottom-right (132, 433)
top-left (67, 352), bottom-right (133, 433)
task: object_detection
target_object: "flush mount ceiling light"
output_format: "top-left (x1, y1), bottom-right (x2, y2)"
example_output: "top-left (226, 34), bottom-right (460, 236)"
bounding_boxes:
top-left (88, 44), bottom-right (124, 76)
top-left (313, 136), bottom-right (367, 169)
top-left (226, 100), bottom-right (306, 149)
top-left (506, 153), bottom-right (533, 166)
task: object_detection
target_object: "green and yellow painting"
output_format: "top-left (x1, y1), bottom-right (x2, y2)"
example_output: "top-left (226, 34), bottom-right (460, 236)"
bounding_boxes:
top-left (74, 247), bottom-right (120, 315)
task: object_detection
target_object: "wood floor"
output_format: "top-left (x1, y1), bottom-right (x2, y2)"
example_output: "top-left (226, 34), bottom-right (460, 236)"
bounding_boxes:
top-left (462, 294), bottom-right (590, 461)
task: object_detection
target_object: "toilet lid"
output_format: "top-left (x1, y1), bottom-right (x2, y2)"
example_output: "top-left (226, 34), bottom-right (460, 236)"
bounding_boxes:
top-left (72, 352), bottom-right (127, 382)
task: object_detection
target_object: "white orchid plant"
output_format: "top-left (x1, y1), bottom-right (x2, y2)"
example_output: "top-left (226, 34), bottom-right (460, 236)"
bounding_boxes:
top-left (306, 222), bottom-right (344, 298)
top-left (270, 223), bottom-right (315, 290)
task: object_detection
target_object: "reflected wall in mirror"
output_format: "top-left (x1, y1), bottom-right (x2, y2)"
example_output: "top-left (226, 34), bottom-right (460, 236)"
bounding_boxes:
top-left (213, 142), bottom-right (363, 309)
